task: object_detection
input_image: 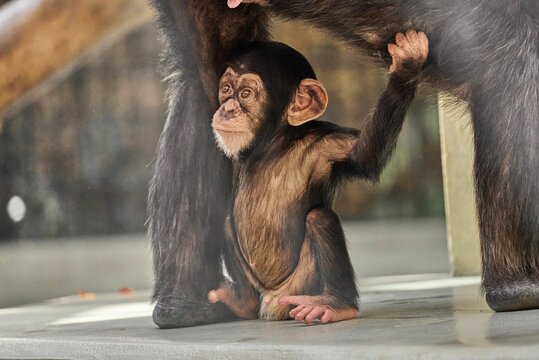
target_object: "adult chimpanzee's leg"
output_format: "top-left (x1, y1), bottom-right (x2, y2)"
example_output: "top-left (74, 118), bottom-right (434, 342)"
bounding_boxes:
top-left (425, 2), bottom-right (539, 311)
top-left (470, 27), bottom-right (539, 311)
top-left (474, 105), bottom-right (539, 311)
top-left (148, 0), bottom-right (233, 328)
top-left (399, 0), bottom-right (539, 311)
top-left (148, 0), bottom-right (269, 328)
top-left (269, 0), bottom-right (539, 312)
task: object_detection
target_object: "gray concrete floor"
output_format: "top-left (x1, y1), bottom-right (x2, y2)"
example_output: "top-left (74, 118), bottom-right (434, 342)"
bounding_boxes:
top-left (4, 218), bottom-right (537, 359)
top-left (2, 276), bottom-right (539, 359)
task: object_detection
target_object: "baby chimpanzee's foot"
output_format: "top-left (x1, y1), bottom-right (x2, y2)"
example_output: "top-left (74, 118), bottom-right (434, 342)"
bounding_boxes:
top-left (278, 295), bottom-right (358, 324)
top-left (207, 287), bottom-right (259, 320)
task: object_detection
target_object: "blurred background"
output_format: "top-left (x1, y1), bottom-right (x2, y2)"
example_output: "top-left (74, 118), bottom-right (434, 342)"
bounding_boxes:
top-left (0, 0), bottom-right (447, 307)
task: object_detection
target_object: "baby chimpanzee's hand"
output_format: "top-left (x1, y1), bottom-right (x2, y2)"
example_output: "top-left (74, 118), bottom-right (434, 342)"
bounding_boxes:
top-left (278, 295), bottom-right (358, 324)
top-left (388, 30), bottom-right (429, 79)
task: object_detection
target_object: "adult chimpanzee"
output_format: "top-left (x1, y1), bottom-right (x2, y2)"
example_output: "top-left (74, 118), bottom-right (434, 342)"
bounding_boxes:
top-left (148, 0), bottom-right (539, 328)
top-left (206, 34), bottom-right (428, 324)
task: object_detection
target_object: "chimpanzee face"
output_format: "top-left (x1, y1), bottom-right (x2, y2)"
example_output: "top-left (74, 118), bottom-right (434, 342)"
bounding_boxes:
top-left (212, 67), bottom-right (269, 158)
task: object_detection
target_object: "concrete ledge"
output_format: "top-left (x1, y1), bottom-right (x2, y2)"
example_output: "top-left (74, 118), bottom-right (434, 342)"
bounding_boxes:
top-left (0, 234), bottom-right (152, 307)
top-left (1, 277), bottom-right (539, 359)
top-left (0, 218), bottom-right (448, 307)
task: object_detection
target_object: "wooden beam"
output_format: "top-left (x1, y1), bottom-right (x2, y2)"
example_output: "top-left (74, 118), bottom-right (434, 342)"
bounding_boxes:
top-left (0, 0), bottom-right (153, 114)
top-left (438, 96), bottom-right (481, 276)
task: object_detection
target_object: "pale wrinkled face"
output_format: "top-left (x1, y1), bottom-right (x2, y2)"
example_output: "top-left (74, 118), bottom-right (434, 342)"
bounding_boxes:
top-left (212, 67), bottom-right (268, 158)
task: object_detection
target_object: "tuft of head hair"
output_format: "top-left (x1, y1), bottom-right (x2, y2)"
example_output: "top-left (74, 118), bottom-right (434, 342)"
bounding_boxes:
top-left (226, 41), bottom-right (317, 116)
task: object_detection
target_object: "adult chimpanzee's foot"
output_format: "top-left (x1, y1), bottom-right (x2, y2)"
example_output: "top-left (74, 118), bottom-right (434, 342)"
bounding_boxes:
top-left (485, 280), bottom-right (539, 312)
top-left (153, 292), bottom-right (236, 329)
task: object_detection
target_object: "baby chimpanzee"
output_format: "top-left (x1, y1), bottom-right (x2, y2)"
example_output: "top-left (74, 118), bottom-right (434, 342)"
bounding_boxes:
top-left (208, 31), bottom-right (428, 323)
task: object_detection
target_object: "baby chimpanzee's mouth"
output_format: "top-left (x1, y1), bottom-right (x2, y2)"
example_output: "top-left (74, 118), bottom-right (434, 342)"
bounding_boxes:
top-left (227, 0), bottom-right (243, 8)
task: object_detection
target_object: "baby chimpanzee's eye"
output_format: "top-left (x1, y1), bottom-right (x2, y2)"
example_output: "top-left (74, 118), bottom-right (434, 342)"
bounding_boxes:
top-left (221, 83), bottom-right (232, 94)
top-left (241, 88), bottom-right (253, 99)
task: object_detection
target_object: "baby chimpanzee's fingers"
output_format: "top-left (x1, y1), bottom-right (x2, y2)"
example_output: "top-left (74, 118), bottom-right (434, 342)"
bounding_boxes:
top-left (418, 31), bottom-right (429, 49)
top-left (304, 306), bottom-right (326, 324)
top-left (295, 306), bottom-right (314, 321)
top-left (207, 289), bottom-right (220, 303)
top-left (387, 43), bottom-right (398, 55)
top-left (417, 31), bottom-right (429, 60)
top-left (388, 43), bottom-right (406, 60)
top-left (208, 288), bottom-right (234, 308)
top-left (320, 310), bottom-right (334, 324)
top-left (289, 305), bottom-right (306, 317)
top-left (405, 29), bottom-right (418, 45)
top-left (395, 32), bottom-right (406, 47)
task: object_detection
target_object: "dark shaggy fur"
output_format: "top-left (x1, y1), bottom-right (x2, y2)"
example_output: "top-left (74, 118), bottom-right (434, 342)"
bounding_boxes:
top-left (147, 0), bottom-right (269, 328)
top-left (268, 0), bottom-right (539, 311)
top-left (147, 0), bottom-right (539, 328)
top-left (217, 41), bottom-right (421, 322)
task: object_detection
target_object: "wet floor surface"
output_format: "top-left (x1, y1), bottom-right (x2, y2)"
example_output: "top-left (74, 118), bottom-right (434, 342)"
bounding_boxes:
top-left (1, 276), bottom-right (538, 359)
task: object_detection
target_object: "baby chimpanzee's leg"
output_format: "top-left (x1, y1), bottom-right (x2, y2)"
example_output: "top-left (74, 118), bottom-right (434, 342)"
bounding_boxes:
top-left (279, 208), bottom-right (359, 324)
top-left (213, 209), bottom-right (358, 324)
top-left (271, 208), bottom-right (359, 324)
top-left (207, 287), bottom-right (259, 320)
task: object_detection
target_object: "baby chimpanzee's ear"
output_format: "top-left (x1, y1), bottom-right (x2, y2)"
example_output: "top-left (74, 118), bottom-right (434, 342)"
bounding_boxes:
top-left (287, 79), bottom-right (328, 126)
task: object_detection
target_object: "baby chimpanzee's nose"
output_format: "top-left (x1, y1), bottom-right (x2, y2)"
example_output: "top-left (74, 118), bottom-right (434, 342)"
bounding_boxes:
top-left (221, 100), bottom-right (240, 119)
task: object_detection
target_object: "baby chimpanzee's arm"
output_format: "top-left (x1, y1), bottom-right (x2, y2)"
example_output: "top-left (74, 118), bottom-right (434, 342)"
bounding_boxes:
top-left (327, 30), bottom-right (428, 181)
top-left (352, 73), bottom-right (418, 181)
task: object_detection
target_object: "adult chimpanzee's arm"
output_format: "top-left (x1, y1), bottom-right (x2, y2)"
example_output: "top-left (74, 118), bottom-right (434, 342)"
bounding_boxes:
top-left (148, 0), bottom-right (269, 328)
